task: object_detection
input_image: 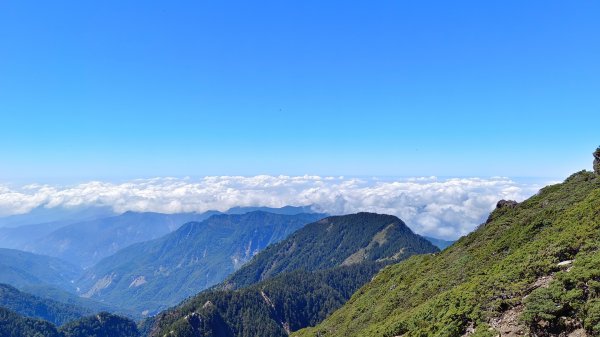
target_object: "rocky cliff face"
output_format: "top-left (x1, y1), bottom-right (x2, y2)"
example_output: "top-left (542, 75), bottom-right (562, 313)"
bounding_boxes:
top-left (594, 147), bottom-right (600, 174)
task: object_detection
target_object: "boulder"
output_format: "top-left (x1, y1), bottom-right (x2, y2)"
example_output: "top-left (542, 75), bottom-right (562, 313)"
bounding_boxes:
top-left (496, 200), bottom-right (518, 209)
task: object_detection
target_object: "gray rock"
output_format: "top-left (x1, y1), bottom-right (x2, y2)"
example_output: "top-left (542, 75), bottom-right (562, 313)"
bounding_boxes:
top-left (496, 200), bottom-right (518, 209)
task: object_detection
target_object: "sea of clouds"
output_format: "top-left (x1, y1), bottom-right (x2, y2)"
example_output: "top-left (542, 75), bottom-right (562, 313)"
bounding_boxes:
top-left (0, 175), bottom-right (545, 239)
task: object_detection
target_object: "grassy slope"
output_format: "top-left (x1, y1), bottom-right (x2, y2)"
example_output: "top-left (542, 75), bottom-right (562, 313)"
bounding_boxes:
top-left (295, 171), bottom-right (600, 337)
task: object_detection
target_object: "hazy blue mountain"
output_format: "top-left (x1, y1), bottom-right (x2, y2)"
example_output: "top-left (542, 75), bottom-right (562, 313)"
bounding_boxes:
top-left (29, 211), bottom-right (220, 267)
top-left (0, 248), bottom-right (135, 319)
top-left (76, 211), bottom-right (325, 315)
top-left (150, 213), bottom-right (439, 337)
top-left (0, 206), bottom-right (115, 228)
top-left (0, 206), bottom-right (115, 253)
top-left (0, 283), bottom-right (91, 326)
top-left (225, 205), bottom-right (317, 215)
top-left (18, 284), bottom-right (136, 319)
top-left (0, 248), bottom-right (81, 293)
top-left (423, 236), bottom-right (455, 250)
top-left (0, 221), bottom-right (72, 250)
top-left (6, 206), bottom-right (316, 268)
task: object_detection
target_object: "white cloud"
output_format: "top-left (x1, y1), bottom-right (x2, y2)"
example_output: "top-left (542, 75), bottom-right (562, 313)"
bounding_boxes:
top-left (0, 176), bottom-right (543, 239)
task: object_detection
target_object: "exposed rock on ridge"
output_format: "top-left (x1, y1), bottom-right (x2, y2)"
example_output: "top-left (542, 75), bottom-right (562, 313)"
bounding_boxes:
top-left (496, 200), bottom-right (518, 209)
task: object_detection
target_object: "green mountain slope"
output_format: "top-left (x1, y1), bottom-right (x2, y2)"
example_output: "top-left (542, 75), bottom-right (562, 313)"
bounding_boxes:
top-left (0, 307), bottom-right (63, 337)
top-left (149, 213), bottom-right (439, 336)
top-left (295, 170), bottom-right (600, 337)
top-left (76, 212), bottom-right (324, 315)
top-left (0, 307), bottom-right (138, 337)
top-left (150, 264), bottom-right (382, 337)
top-left (0, 284), bottom-right (91, 326)
top-left (59, 312), bottom-right (139, 337)
top-left (223, 212), bottom-right (438, 290)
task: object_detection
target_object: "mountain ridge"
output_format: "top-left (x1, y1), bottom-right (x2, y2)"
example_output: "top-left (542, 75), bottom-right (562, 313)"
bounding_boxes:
top-left (294, 170), bottom-right (600, 337)
top-left (223, 212), bottom-right (437, 290)
top-left (76, 211), bottom-right (325, 315)
top-left (150, 212), bottom-right (439, 336)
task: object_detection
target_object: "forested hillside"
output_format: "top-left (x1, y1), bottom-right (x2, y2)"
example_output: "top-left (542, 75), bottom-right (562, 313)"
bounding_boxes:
top-left (0, 307), bottom-right (138, 337)
top-left (223, 212), bottom-right (438, 289)
top-left (150, 212), bottom-right (439, 336)
top-left (0, 284), bottom-right (90, 326)
top-left (76, 212), bottom-right (324, 315)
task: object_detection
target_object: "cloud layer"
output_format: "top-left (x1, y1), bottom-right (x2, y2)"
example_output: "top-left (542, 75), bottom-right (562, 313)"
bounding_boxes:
top-left (0, 176), bottom-right (543, 238)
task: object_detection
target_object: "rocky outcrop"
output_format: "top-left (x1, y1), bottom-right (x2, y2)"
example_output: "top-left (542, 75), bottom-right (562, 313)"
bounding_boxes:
top-left (484, 200), bottom-right (518, 224)
top-left (497, 200), bottom-right (518, 209)
top-left (594, 147), bottom-right (600, 175)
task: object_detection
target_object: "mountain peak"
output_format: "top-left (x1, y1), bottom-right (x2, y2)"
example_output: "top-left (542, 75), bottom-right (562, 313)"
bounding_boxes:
top-left (329, 212), bottom-right (405, 225)
top-left (222, 212), bottom-right (437, 290)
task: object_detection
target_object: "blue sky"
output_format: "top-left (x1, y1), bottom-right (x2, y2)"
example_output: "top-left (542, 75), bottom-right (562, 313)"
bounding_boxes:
top-left (0, 1), bottom-right (598, 182)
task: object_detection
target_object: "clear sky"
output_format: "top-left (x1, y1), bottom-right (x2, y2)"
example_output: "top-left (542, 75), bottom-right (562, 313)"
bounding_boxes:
top-left (0, 1), bottom-right (598, 182)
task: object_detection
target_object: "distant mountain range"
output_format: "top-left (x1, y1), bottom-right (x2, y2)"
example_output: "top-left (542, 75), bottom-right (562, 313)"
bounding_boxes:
top-left (29, 211), bottom-right (219, 267)
top-left (0, 205), bottom-right (324, 268)
top-left (423, 236), bottom-right (455, 249)
top-left (76, 211), bottom-right (325, 315)
top-left (149, 212), bottom-right (439, 336)
top-left (0, 204), bottom-right (456, 329)
top-left (0, 248), bottom-right (81, 293)
top-left (224, 205), bottom-right (316, 215)
top-left (0, 206), bottom-right (115, 228)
